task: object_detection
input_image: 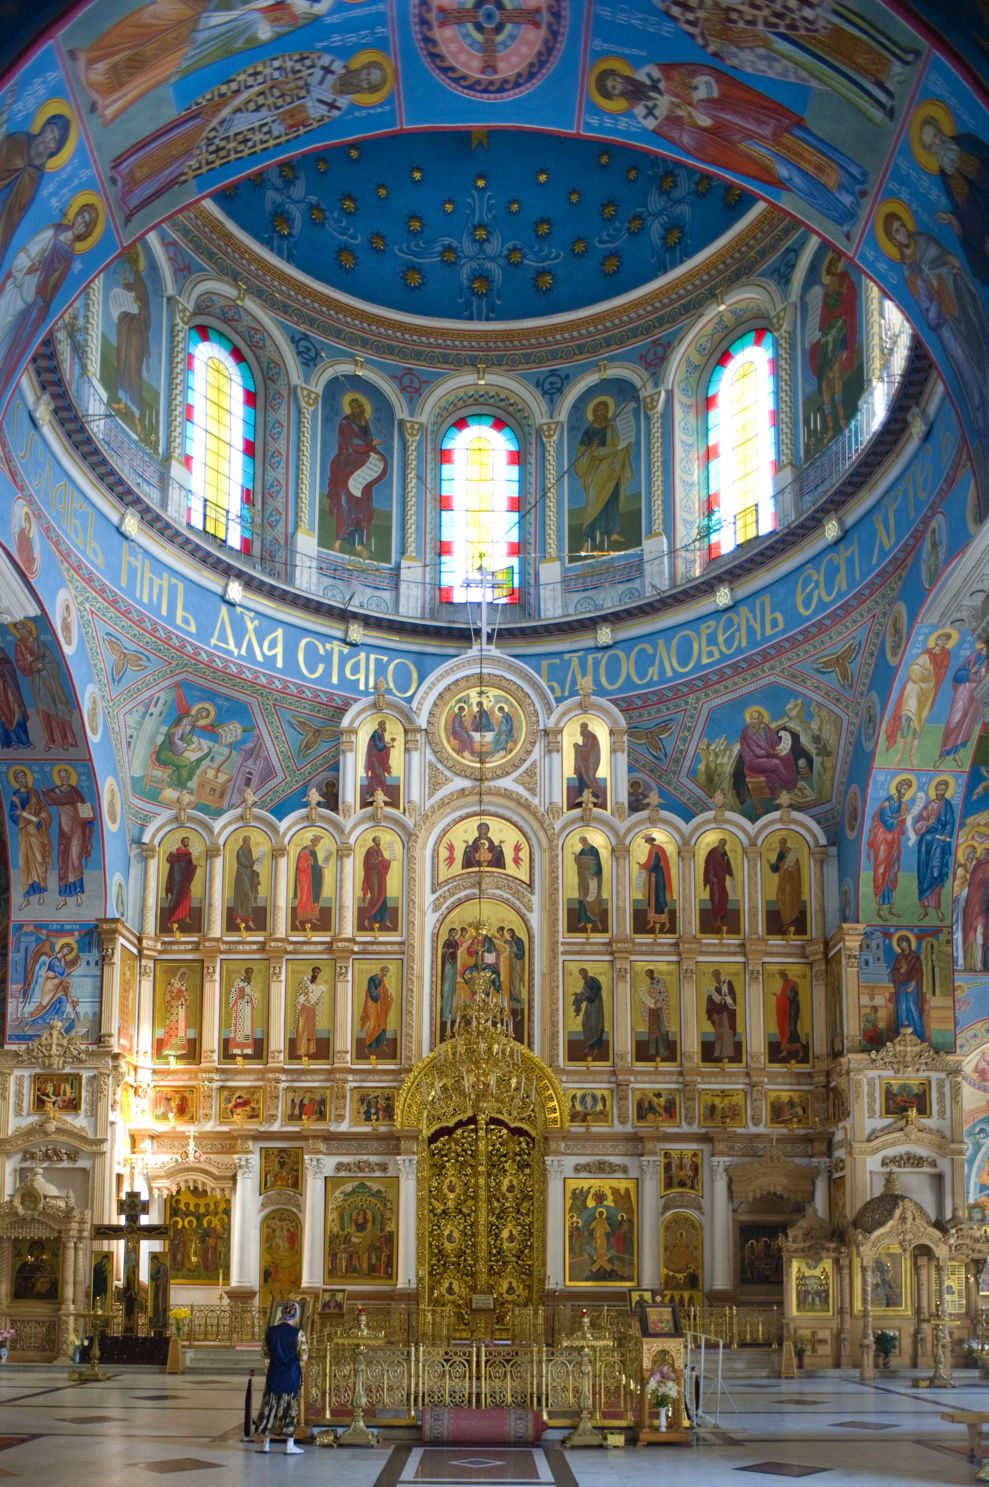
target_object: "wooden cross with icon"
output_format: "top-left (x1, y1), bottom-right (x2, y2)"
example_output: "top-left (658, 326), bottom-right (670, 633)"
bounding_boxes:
top-left (92, 1191), bottom-right (169, 1335)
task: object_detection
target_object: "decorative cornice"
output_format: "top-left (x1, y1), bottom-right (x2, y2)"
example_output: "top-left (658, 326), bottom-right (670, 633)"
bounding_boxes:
top-left (867, 1030), bottom-right (954, 1073)
top-left (175, 203), bottom-right (798, 369)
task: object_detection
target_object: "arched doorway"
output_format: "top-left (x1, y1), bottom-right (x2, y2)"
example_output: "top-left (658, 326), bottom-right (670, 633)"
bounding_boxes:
top-left (396, 1004), bottom-right (566, 1338)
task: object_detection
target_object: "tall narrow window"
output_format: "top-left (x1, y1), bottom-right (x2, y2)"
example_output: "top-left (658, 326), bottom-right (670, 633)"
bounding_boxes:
top-left (184, 325), bottom-right (256, 554)
top-left (439, 414), bottom-right (520, 604)
top-left (704, 328), bottom-right (777, 560)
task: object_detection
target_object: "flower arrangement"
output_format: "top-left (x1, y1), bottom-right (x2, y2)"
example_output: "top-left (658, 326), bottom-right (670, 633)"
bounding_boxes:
top-left (169, 1306), bottom-right (191, 1338)
top-left (647, 1363), bottom-right (678, 1412)
top-left (0, 1328), bottom-right (16, 1343)
top-left (874, 1329), bottom-right (898, 1367)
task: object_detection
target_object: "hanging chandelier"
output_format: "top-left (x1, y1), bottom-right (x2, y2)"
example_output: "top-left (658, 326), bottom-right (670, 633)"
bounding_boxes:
top-left (428, 555), bottom-right (534, 1121)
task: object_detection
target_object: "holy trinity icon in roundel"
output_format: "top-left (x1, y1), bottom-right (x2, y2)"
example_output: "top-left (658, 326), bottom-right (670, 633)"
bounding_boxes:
top-left (430, 676), bottom-right (537, 780)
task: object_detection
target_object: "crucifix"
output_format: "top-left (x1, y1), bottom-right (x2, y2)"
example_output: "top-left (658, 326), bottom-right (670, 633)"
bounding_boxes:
top-left (92, 1190), bottom-right (169, 1335)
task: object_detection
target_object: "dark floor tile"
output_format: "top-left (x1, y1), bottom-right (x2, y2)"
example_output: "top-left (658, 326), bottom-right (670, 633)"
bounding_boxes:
top-left (736, 1465), bottom-right (832, 1478)
top-left (57, 1415), bottom-right (124, 1424)
top-left (139, 1460), bottom-right (224, 1475)
top-left (829, 1421), bottom-right (896, 1431)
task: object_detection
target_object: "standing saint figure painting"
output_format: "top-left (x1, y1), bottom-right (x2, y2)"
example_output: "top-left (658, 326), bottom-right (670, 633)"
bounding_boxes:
top-left (356, 827), bottom-right (401, 935)
top-left (0, 194), bottom-right (103, 372)
top-left (289, 830), bottom-right (333, 935)
top-left (763, 832), bottom-right (808, 937)
top-left (286, 962), bottom-right (330, 1062)
top-left (325, 393), bottom-right (389, 558)
top-left (8, 765), bottom-right (52, 910)
top-left (158, 829), bottom-right (201, 934)
top-left (560, 711), bottom-right (613, 812)
top-left (914, 777), bottom-right (955, 922)
top-left (699, 965), bottom-right (744, 1064)
top-left (353, 960), bottom-right (399, 1063)
top-left (356, 713), bottom-right (403, 808)
top-left (881, 628), bottom-right (956, 767)
top-left (565, 963), bottom-right (611, 1064)
top-left (571, 394), bottom-right (635, 554)
top-left (42, 765), bottom-right (94, 907)
top-left (697, 830), bottom-right (741, 934)
top-left (865, 775), bottom-right (914, 920)
top-left (153, 961), bottom-right (201, 1063)
top-left (221, 961), bottom-right (267, 1061)
top-left (223, 831), bottom-right (271, 934)
top-left (566, 829), bottom-right (610, 934)
top-left (634, 830), bottom-right (675, 934)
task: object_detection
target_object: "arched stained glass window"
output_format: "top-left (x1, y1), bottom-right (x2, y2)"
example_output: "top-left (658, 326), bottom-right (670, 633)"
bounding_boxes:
top-left (439, 414), bottom-right (520, 604)
top-left (184, 325), bottom-right (256, 554)
top-left (704, 328), bottom-right (777, 560)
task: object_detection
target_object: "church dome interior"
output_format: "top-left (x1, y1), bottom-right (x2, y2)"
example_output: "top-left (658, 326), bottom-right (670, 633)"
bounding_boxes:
top-left (0, 0), bottom-right (984, 1420)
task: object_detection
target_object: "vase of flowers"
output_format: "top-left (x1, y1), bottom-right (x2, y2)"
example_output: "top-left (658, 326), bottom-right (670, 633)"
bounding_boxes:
top-left (169, 1306), bottom-right (191, 1340)
top-left (647, 1363), bottom-right (678, 1431)
top-left (0, 1326), bottom-right (16, 1362)
top-left (874, 1330), bottom-right (898, 1369)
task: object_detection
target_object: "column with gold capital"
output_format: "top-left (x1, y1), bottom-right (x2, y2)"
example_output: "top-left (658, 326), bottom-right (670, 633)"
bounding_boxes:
top-left (337, 840), bottom-right (354, 938)
top-left (399, 420), bottom-right (424, 615)
top-left (270, 844), bottom-right (288, 937)
top-left (539, 421), bottom-right (562, 617)
top-left (205, 844), bottom-right (223, 938)
top-left (140, 843), bottom-right (158, 937)
top-left (709, 1158), bottom-right (732, 1294)
top-left (545, 1157), bottom-right (565, 1288)
top-left (640, 1156), bottom-right (661, 1289)
top-left (229, 1153), bottom-right (259, 1297)
top-left (397, 1154), bottom-right (417, 1289)
top-left (302, 1155), bottom-right (326, 1289)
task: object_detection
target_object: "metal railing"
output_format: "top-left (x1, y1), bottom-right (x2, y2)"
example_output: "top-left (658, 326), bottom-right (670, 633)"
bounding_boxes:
top-left (305, 1336), bottom-right (641, 1426)
top-left (41, 307), bottom-right (915, 625)
top-left (682, 1304), bottom-right (782, 1349)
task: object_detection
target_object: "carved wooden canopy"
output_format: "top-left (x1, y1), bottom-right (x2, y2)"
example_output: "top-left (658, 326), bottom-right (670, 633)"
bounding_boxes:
top-left (727, 1151), bottom-right (814, 1205)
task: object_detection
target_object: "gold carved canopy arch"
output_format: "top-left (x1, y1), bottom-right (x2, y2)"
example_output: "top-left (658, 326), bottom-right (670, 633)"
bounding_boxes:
top-left (395, 1042), bottom-right (569, 1134)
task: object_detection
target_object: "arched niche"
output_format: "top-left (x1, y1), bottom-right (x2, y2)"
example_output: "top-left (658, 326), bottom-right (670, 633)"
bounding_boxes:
top-left (259, 1207), bottom-right (302, 1313)
top-left (156, 824), bottom-right (209, 937)
top-left (433, 896), bottom-right (531, 1047)
top-left (660, 1210), bottom-right (702, 1308)
top-left (285, 823), bottom-right (336, 937)
top-left (562, 823), bottom-right (612, 938)
top-left (692, 826), bottom-right (745, 936)
top-left (628, 824), bottom-right (680, 937)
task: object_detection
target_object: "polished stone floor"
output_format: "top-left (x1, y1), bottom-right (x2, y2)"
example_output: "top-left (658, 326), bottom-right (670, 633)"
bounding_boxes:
top-left (0, 1366), bottom-right (984, 1485)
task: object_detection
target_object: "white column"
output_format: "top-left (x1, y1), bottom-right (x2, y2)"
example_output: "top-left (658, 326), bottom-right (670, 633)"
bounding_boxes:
top-left (230, 1155), bottom-right (259, 1291)
top-left (397, 1155), bottom-right (418, 1291)
top-left (140, 844), bottom-right (157, 936)
top-left (813, 1160), bottom-right (831, 1221)
top-left (270, 845), bottom-right (288, 938)
top-left (302, 1156), bottom-right (325, 1289)
top-left (205, 845), bottom-right (223, 937)
top-left (268, 957), bottom-right (285, 1066)
top-left (545, 1158), bottom-right (565, 1289)
top-left (640, 1157), bottom-right (661, 1289)
top-left (710, 1158), bottom-right (732, 1293)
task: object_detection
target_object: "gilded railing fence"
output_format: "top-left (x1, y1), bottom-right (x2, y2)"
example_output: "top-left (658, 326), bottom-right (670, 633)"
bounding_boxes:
top-left (305, 1339), bottom-right (642, 1426)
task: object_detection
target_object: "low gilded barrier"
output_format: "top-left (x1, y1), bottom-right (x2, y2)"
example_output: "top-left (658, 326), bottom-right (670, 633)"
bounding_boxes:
top-left (305, 1337), bottom-right (642, 1427)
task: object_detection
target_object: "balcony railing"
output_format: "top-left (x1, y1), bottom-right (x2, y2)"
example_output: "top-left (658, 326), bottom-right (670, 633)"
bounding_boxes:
top-left (42, 310), bottom-right (916, 627)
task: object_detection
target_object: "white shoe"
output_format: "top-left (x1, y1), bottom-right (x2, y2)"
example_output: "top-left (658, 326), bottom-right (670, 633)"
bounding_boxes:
top-left (255, 1439), bottom-right (270, 1453)
top-left (284, 1441), bottom-right (304, 1455)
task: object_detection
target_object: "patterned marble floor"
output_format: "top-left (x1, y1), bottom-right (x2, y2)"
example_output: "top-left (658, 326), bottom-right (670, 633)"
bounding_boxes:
top-left (0, 1366), bottom-right (984, 1485)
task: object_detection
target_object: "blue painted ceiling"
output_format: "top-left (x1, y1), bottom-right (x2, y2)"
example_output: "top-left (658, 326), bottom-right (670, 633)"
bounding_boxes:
top-left (214, 129), bottom-right (758, 323)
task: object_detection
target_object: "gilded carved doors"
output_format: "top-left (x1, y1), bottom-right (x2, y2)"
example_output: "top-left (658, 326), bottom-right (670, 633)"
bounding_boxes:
top-left (422, 1113), bottom-right (541, 1335)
